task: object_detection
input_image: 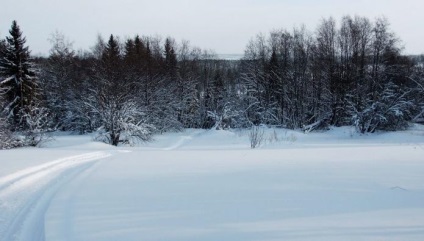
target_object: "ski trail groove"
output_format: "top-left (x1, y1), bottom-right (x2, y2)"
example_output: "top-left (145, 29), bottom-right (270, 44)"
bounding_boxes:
top-left (0, 151), bottom-right (111, 241)
top-left (0, 152), bottom-right (106, 192)
top-left (162, 130), bottom-right (207, 150)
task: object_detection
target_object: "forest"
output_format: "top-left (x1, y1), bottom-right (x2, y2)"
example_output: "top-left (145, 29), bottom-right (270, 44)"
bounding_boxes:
top-left (1, 16), bottom-right (424, 147)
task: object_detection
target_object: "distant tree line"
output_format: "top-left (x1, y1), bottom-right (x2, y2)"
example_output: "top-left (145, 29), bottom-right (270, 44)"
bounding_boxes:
top-left (242, 16), bottom-right (424, 133)
top-left (0, 16), bottom-right (423, 147)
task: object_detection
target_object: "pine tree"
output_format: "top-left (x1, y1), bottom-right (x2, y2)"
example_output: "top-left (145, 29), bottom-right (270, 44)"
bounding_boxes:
top-left (164, 37), bottom-right (178, 78)
top-left (102, 35), bottom-right (121, 78)
top-left (123, 35), bottom-right (147, 80)
top-left (133, 35), bottom-right (146, 62)
top-left (0, 21), bottom-right (38, 129)
top-left (124, 38), bottom-right (135, 64)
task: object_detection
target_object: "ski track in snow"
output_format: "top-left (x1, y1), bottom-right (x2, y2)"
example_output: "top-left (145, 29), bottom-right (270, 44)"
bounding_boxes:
top-left (162, 130), bottom-right (207, 150)
top-left (163, 136), bottom-right (193, 150)
top-left (0, 151), bottom-right (111, 241)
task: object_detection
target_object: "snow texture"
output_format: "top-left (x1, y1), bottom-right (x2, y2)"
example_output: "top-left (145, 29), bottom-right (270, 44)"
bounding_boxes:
top-left (0, 126), bottom-right (424, 241)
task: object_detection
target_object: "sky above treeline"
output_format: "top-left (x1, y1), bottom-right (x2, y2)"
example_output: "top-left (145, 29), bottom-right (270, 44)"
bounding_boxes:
top-left (1, 0), bottom-right (423, 56)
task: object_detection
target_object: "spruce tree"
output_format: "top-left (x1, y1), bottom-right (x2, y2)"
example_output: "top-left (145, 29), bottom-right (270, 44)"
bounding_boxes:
top-left (102, 35), bottom-right (121, 77)
top-left (124, 38), bottom-right (135, 64)
top-left (164, 38), bottom-right (177, 78)
top-left (0, 21), bottom-right (38, 129)
top-left (133, 35), bottom-right (146, 61)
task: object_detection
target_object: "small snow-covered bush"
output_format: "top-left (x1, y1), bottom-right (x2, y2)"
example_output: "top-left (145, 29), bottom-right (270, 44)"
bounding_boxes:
top-left (302, 118), bottom-right (330, 133)
top-left (20, 105), bottom-right (52, 147)
top-left (283, 131), bottom-right (297, 143)
top-left (249, 125), bottom-right (264, 149)
top-left (0, 117), bottom-right (19, 149)
top-left (95, 122), bottom-right (156, 146)
top-left (90, 94), bottom-right (156, 146)
top-left (348, 82), bottom-right (413, 133)
top-left (207, 102), bottom-right (245, 130)
top-left (266, 129), bottom-right (280, 144)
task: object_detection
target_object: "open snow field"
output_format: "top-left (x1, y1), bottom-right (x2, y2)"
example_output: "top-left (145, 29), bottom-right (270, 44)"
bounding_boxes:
top-left (1, 126), bottom-right (424, 241)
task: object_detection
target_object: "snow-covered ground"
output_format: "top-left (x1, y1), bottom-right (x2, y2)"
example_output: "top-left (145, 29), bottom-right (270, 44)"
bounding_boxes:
top-left (1, 126), bottom-right (424, 241)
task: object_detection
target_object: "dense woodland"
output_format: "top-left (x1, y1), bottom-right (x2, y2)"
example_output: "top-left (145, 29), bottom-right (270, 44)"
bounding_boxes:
top-left (1, 16), bottom-right (424, 147)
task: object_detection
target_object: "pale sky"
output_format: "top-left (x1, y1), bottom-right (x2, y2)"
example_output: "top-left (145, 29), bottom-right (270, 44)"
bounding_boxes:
top-left (1, 0), bottom-right (423, 56)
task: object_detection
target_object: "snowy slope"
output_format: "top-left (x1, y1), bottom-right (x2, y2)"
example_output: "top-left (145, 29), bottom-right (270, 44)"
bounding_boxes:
top-left (1, 126), bottom-right (424, 241)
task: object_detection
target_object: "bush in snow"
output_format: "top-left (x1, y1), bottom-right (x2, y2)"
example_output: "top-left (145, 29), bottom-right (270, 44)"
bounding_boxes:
top-left (0, 104), bottom-right (50, 149)
top-left (349, 82), bottom-right (413, 133)
top-left (302, 118), bottom-right (331, 133)
top-left (90, 92), bottom-right (155, 146)
top-left (249, 125), bottom-right (264, 149)
top-left (0, 117), bottom-right (19, 149)
top-left (207, 102), bottom-right (243, 130)
top-left (20, 105), bottom-right (52, 147)
top-left (94, 115), bottom-right (156, 146)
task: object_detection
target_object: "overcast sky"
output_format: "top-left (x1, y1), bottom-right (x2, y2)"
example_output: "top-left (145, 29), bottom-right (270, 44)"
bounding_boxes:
top-left (1, 0), bottom-right (423, 56)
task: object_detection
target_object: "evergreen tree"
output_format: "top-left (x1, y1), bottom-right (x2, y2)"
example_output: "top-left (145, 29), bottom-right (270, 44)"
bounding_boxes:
top-left (164, 37), bottom-right (178, 78)
top-left (124, 38), bottom-right (135, 64)
top-left (123, 35), bottom-right (147, 80)
top-left (133, 35), bottom-right (146, 62)
top-left (102, 35), bottom-right (121, 77)
top-left (0, 21), bottom-right (38, 129)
